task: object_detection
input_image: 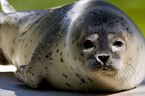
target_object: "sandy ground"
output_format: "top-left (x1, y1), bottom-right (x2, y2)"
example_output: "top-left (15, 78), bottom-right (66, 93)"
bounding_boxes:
top-left (0, 65), bottom-right (145, 96)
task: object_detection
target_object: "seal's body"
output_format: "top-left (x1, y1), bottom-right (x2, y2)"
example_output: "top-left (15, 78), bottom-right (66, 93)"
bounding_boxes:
top-left (0, 0), bottom-right (145, 92)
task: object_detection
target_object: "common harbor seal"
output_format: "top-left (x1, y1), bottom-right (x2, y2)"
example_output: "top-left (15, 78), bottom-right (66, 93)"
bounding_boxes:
top-left (0, 0), bottom-right (145, 92)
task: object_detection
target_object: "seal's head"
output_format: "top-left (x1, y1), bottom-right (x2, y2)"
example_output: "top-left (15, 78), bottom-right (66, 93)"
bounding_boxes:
top-left (67, 0), bottom-right (145, 91)
top-left (72, 8), bottom-right (130, 74)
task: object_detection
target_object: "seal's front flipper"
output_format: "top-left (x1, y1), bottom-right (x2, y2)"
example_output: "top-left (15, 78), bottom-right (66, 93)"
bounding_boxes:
top-left (15, 65), bottom-right (43, 89)
top-left (0, 0), bottom-right (16, 13)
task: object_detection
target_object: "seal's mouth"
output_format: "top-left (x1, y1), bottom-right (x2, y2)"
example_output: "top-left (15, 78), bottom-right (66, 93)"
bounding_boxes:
top-left (101, 67), bottom-right (109, 71)
top-left (85, 57), bottom-right (117, 74)
top-left (98, 67), bottom-right (115, 75)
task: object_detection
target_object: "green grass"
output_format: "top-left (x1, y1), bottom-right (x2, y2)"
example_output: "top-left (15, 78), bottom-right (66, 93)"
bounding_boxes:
top-left (0, 0), bottom-right (145, 35)
top-left (107, 0), bottom-right (145, 36)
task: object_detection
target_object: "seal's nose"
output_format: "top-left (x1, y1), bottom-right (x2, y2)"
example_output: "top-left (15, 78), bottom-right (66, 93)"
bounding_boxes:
top-left (98, 55), bottom-right (110, 63)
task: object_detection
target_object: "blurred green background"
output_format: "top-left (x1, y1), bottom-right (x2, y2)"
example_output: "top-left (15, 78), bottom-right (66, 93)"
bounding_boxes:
top-left (0, 0), bottom-right (145, 36)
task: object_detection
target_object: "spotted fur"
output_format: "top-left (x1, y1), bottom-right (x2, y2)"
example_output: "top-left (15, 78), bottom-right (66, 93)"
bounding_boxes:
top-left (0, 0), bottom-right (145, 92)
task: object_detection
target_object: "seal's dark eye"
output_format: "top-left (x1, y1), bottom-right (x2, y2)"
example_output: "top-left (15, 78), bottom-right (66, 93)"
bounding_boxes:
top-left (113, 41), bottom-right (123, 47)
top-left (83, 40), bottom-right (94, 49)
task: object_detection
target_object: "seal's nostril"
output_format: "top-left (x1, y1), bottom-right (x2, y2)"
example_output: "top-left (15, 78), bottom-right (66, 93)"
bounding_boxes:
top-left (98, 55), bottom-right (109, 63)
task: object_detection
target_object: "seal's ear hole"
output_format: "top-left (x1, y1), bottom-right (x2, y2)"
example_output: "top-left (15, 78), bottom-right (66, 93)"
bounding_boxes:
top-left (83, 40), bottom-right (94, 49)
top-left (113, 41), bottom-right (123, 47)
